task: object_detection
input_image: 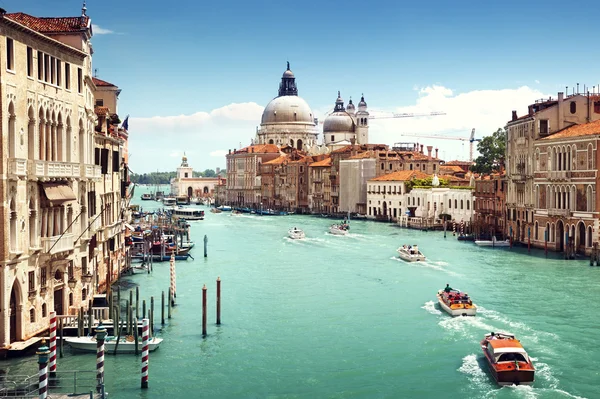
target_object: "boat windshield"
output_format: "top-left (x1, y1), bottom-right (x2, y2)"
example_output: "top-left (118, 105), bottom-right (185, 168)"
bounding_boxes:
top-left (497, 352), bottom-right (528, 363)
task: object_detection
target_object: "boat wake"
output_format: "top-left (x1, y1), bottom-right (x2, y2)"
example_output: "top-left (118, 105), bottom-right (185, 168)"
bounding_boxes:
top-left (389, 257), bottom-right (461, 276)
top-left (457, 354), bottom-right (492, 390)
top-left (438, 315), bottom-right (496, 339)
top-left (421, 300), bottom-right (442, 315)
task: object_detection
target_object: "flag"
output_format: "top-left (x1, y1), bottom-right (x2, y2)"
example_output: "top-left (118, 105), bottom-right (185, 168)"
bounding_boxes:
top-left (122, 115), bottom-right (129, 131)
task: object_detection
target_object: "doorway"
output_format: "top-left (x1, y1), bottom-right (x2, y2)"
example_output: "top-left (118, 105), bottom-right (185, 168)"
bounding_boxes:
top-left (54, 288), bottom-right (64, 315)
top-left (9, 283), bottom-right (19, 343)
top-left (556, 220), bottom-right (564, 252)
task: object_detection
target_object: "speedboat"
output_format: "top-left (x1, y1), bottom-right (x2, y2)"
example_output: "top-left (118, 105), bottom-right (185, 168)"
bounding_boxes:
top-left (66, 336), bottom-right (163, 354)
top-left (231, 210), bottom-right (242, 215)
top-left (480, 332), bottom-right (535, 386)
top-left (475, 236), bottom-right (510, 247)
top-left (437, 288), bottom-right (477, 316)
top-left (210, 208), bottom-right (222, 214)
top-left (288, 228), bottom-right (305, 239)
top-left (329, 224), bottom-right (348, 236)
top-left (396, 245), bottom-right (425, 262)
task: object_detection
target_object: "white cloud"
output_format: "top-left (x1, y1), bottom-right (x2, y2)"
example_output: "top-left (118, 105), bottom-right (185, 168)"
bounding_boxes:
top-left (92, 24), bottom-right (114, 35)
top-left (128, 86), bottom-right (551, 173)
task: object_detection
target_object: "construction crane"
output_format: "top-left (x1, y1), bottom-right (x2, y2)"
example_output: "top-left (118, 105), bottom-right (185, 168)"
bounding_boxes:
top-left (401, 128), bottom-right (481, 162)
top-left (318, 110), bottom-right (446, 124)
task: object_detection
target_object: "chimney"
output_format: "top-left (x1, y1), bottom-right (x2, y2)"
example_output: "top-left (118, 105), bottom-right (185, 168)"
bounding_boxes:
top-left (420, 144), bottom-right (424, 154)
top-left (557, 91), bottom-right (565, 130)
top-left (427, 145), bottom-right (433, 160)
top-left (511, 110), bottom-right (518, 121)
top-left (435, 148), bottom-right (439, 158)
top-left (228, 149), bottom-right (231, 154)
top-left (528, 105), bottom-right (533, 117)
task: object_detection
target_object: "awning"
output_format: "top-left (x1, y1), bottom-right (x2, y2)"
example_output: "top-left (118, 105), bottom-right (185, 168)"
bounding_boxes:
top-left (42, 183), bottom-right (77, 203)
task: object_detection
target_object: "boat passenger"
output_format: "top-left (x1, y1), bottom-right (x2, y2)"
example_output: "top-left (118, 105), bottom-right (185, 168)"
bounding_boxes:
top-left (490, 332), bottom-right (498, 340)
top-left (444, 284), bottom-right (453, 293)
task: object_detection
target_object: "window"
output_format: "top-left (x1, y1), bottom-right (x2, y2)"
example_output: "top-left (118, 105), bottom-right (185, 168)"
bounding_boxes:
top-left (82, 288), bottom-right (87, 301)
top-left (330, 135), bottom-right (334, 142)
top-left (389, 163), bottom-right (392, 170)
top-left (69, 293), bottom-right (74, 307)
top-left (41, 267), bottom-right (47, 287)
top-left (42, 303), bottom-right (47, 318)
top-left (101, 148), bottom-right (109, 174)
top-left (44, 54), bottom-right (49, 82)
top-left (65, 63), bottom-right (71, 89)
top-left (381, 163), bottom-right (384, 170)
top-left (37, 51), bottom-right (43, 80)
top-left (28, 271), bottom-right (35, 292)
top-left (50, 57), bottom-right (55, 84)
top-left (30, 309), bottom-right (36, 323)
top-left (6, 38), bottom-right (14, 70)
top-left (77, 67), bottom-right (83, 93)
top-left (82, 257), bottom-right (88, 274)
top-left (112, 150), bottom-right (120, 172)
top-left (570, 101), bottom-right (576, 114)
top-left (27, 47), bottom-right (33, 76)
top-left (56, 60), bottom-right (61, 86)
top-left (95, 99), bottom-right (104, 106)
top-left (184, 172), bottom-right (188, 178)
top-left (540, 120), bottom-right (549, 135)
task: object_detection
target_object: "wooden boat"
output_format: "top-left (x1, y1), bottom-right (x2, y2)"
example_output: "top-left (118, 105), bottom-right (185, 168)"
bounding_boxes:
top-left (329, 223), bottom-right (349, 236)
top-left (210, 208), bottom-right (222, 213)
top-left (436, 288), bottom-right (477, 316)
top-left (140, 193), bottom-right (154, 201)
top-left (66, 336), bottom-right (163, 354)
top-left (396, 245), bottom-right (425, 262)
top-left (475, 236), bottom-right (510, 247)
top-left (480, 332), bottom-right (535, 386)
top-left (288, 228), bottom-right (305, 239)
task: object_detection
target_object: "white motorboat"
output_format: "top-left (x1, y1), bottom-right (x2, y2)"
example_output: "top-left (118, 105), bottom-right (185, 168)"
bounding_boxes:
top-left (437, 288), bottom-right (477, 317)
top-left (170, 207), bottom-right (205, 221)
top-left (65, 336), bottom-right (163, 354)
top-left (396, 245), bottom-right (426, 262)
top-left (329, 224), bottom-right (348, 236)
top-left (475, 236), bottom-right (511, 247)
top-left (288, 227), bottom-right (305, 239)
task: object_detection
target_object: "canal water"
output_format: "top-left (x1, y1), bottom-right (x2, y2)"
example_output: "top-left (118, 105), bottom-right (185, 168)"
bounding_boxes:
top-left (2, 186), bottom-right (599, 399)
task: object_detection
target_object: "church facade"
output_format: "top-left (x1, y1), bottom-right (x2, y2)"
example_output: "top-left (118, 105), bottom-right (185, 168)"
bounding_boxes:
top-left (170, 155), bottom-right (223, 199)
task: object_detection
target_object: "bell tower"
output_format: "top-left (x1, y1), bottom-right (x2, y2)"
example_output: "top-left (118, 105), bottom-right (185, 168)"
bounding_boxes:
top-left (278, 61), bottom-right (298, 97)
top-left (177, 153), bottom-right (193, 179)
top-left (355, 94), bottom-right (369, 144)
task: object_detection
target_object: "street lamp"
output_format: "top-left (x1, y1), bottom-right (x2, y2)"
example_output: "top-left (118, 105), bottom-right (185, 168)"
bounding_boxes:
top-left (68, 276), bottom-right (77, 289)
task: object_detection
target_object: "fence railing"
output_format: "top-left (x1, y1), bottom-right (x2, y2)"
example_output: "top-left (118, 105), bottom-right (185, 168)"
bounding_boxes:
top-left (0, 370), bottom-right (103, 398)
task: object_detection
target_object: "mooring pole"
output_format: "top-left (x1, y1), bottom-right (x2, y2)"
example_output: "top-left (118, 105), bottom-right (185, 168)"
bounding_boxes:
top-left (48, 312), bottom-right (57, 377)
top-left (141, 318), bottom-right (149, 389)
top-left (202, 284), bottom-right (207, 337)
top-left (216, 277), bottom-right (221, 325)
top-left (204, 235), bottom-right (208, 258)
top-left (161, 291), bottom-right (165, 325)
top-left (37, 340), bottom-right (50, 399)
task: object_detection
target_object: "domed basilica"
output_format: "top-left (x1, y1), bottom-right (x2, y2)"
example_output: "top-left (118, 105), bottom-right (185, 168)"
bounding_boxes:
top-left (254, 63), bottom-right (369, 150)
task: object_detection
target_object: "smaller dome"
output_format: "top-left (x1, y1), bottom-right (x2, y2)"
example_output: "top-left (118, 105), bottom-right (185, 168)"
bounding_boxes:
top-left (358, 94), bottom-right (367, 107)
top-left (323, 112), bottom-right (355, 133)
top-left (283, 69), bottom-right (294, 78)
top-left (346, 98), bottom-right (355, 112)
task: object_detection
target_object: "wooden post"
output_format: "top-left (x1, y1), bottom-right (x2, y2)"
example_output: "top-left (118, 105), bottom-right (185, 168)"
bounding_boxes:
top-left (129, 306), bottom-right (134, 337)
top-left (108, 292), bottom-right (113, 321)
top-left (161, 291), bottom-right (165, 325)
top-left (150, 296), bottom-right (154, 335)
top-left (88, 300), bottom-right (93, 336)
top-left (117, 285), bottom-right (121, 309)
top-left (202, 284), bottom-right (207, 337)
top-left (113, 306), bottom-right (121, 355)
top-left (125, 300), bottom-right (130, 335)
top-left (136, 286), bottom-right (140, 319)
top-left (143, 299), bottom-right (146, 319)
top-left (129, 290), bottom-right (133, 315)
top-left (168, 287), bottom-right (172, 319)
top-left (59, 318), bottom-right (64, 358)
top-left (204, 235), bottom-right (208, 258)
top-left (216, 277), bottom-right (221, 325)
top-left (78, 307), bottom-right (84, 337)
top-left (134, 317), bottom-right (139, 355)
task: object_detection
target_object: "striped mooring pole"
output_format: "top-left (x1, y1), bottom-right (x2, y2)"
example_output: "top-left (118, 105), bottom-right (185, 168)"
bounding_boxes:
top-left (48, 311), bottom-right (57, 376)
top-left (452, 221), bottom-right (456, 236)
top-left (37, 340), bottom-right (50, 399)
top-left (170, 254), bottom-right (176, 304)
top-left (460, 220), bottom-right (464, 235)
top-left (95, 324), bottom-right (107, 392)
top-left (141, 318), bottom-right (149, 389)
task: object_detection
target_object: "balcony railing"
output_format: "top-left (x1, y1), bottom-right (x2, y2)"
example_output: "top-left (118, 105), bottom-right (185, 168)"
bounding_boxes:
top-left (80, 164), bottom-right (102, 180)
top-left (104, 221), bottom-right (122, 240)
top-left (27, 160), bottom-right (81, 179)
top-left (516, 137), bottom-right (528, 146)
top-left (548, 170), bottom-right (571, 181)
top-left (8, 158), bottom-right (27, 178)
top-left (41, 233), bottom-right (74, 255)
top-left (547, 208), bottom-right (571, 217)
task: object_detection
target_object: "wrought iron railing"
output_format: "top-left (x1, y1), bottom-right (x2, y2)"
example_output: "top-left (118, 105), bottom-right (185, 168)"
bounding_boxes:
top-left (0, 370), bottom-right (103, 398)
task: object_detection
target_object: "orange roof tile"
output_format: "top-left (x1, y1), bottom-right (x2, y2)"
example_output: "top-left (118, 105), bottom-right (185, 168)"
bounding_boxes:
top-left (310, 157), bottom-right (332, 167)
top-left (444, 160), bottom-right (473, 166)
top-left (539, 119), bottom-right (600, 140)
top-left (93, 77), bottom-right (116, 87)
top-left (6, 13), bottom-right (90, 34)
top-left (442, 175), bottom-right (469, 182)
top-left (440, 165), bottom-right (464, 173)
top-left (348, 151), bottom-right (374, 160)
top-left (371, 170), bottom-right (430, 182)
top-left (263, 155), bottom-right (288, 165)
top-left (234, 144), bottom-right (280, 154)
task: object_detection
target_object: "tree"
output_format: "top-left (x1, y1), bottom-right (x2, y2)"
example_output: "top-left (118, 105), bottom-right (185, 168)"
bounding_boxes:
top-left (202, 169), bottom-right (217, 177)
top-left (470, 128), bottom-right (506, 174)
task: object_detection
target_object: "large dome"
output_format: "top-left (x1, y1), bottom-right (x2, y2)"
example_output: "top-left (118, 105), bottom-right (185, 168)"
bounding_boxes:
top-left (261, 96), bottom-right (315, 125)
top-left (323, 112), bottom-right (355, 133)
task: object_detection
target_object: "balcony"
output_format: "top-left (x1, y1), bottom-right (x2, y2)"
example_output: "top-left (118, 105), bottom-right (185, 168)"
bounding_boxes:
top-left (80, 164), bottom-right (102, 180)
top-left (548, 208), bottom-right (571, 217)
top-left (104, 221), bottom-right (122, 241)
top-left (548, 171), bottom-right (571, 181)
top-left (516, 137), bottom-right (528, 146)
top-left (41, 233), bottom-right (74, 255)
top-left (8, 158), bottom-right (27, 178)
top-left (27, 160), bottom-right (81, 180)
top-left (511, 173), bottom-right (526, 182)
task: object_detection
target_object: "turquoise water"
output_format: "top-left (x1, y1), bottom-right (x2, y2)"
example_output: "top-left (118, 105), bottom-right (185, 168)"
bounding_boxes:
top-left (2, 186), bottom-right (599, 399)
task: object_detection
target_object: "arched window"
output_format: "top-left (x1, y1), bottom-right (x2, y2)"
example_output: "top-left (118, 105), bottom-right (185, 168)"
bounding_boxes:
top-left (42, 303), bottom-right (47, 318)
top-left (460, 200), bottom-right (463, 209)
top-left (28, 106), bottom-right (36, 159)
top-left (588, 144), bottom-right (594, 169)
top-left (30, 308), bottom-right (36, 323)
top-left (588, 226), bottom-right (593, 247)
top-left (587, 185), bottom-right (594, 212)
top-left (268, 139), bottom-right (274, 144)
top-left (69, 292), bottom-right (74, 307)
top-left (571, 145), bottom-right (577, 171)
top-left (9, 198), bottom-right (17, 252)
top-left (297, 139), bottom-right (303, 150)
top-left (448, 199), bottom-right (451, 208)
top-left (570, 101), bottom-right (576, 114)
top-left (454, 199), bottom-right (458, 208)
top-left (466, 200), bottom-right (470, 210)
top-left (29, 198), bottom-right (37, 248)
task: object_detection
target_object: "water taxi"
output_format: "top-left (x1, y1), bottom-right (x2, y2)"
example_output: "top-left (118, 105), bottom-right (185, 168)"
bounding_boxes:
top-left (66, 336), bottom-right (163, 354)
top-left (480, 332), bottom-right (535, 386)
top-left (210, 208), bottom-right (222, 214)
top-left (163, 197), bottom-right (176, 206)
top-left (396, 245), bottom-right (425, 262)
top-left (170, 207), bottom-right (205, 221)
top-left (436, 286), bottom-right (477, 316)
top-left (288, 227), bottom-right (305, 239)
top-left (141, 193), bottom-right (154, 201)
top-left (329, 223), bottom-right (349, 235)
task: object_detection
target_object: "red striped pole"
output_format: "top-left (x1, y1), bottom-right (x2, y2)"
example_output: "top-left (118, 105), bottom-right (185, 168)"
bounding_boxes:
top-left (48, 312), bottom-right (57, 376)
top-left (141, 318), bottom-right (149, 389)
top-left (37, 340), bottom-right (50, 399)
top-left (95, 324), bottom-right (107, 392)
top-left (170, 254), bottom-right (176, 305)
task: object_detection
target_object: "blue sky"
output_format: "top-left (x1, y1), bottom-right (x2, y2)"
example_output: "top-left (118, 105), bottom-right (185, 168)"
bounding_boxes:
top-left (5, 0), bottom-right (600, 172)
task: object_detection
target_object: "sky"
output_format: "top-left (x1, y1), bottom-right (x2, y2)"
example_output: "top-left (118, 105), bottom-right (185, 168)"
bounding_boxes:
top-left (5, 0), bottom-right (600, 173)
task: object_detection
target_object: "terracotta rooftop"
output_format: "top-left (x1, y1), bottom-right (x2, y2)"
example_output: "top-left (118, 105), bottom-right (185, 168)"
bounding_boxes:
top-left (234, 144), bottom-right (280, 154)
top-left (348, 151), bottom-right (374, 160)
top-left (440, 165), bottom-right (464, 173)
top-left (5, 13), bottom-right (90, 34)
top-left (370, 170), bottom-right (429, 182)
top-left (263, 155), bottom-right (288, 165)
top-left (539, 119), bottom-right (600, 141)
top-left (442, 175), bottom-right (469, 182)
top-left (444, 160), bottom-right (473, 166)
top-left (310, 157), bottom-right (332, 167)
top-left (93, 77), bottom-right (116, 87)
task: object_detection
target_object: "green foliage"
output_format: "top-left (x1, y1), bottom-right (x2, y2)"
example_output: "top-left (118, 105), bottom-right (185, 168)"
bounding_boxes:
top-left (130, 172), bottom-right (176, 185)
top-left (202, 169), bottom-right (217, 177)
top-left (405, 176), bottom-right (448, 192)
top-left (471, 128), bottom-right (506, 174)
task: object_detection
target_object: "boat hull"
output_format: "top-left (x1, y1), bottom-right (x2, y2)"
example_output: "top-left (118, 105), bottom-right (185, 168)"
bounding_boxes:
top-left (329, 228), bottom-right (348, 236)
top-left (66, 337), bottom-right (163, 354)
top-left (437, 294), bottom-right (477, 317)
top-left (288, 230), bottom-right (305, 239)
top-left (475, 239), bottom-right (510, 247)
top-left (397, 253), bottom-right (426, 262)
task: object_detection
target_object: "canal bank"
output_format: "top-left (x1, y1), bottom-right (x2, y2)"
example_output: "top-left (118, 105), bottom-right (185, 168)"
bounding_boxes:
top-left (1, 188), bottom-right (598, 399)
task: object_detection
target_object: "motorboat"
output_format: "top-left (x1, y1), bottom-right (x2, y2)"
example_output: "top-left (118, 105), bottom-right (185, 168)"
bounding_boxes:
top-left (329, 223), bottom-right (349, 236)
top-left (475, 236), bottom-right (511, 247)
top-left (480, 332), bottom-right (535, 386)
top-left (457, 234), bottom-right (475, 241)
top-left (231, 210), bottom-right (242, 215)
top-left (288, 227), bottom-right (305, 239)
top-left (217, 205), bottom-right (232, 211)
top-left (140, 193), bottom-right (154, 201)
top-left (162, 197), bottom-right (176, 206)
top-left (437, 288), bottom-right (477, 316)
top-left (66, 336), bottom-right (163, 354)
top-left (396, 245), bottom-right (425, 262)
top-left (210, 208), bottom-right (222, 214)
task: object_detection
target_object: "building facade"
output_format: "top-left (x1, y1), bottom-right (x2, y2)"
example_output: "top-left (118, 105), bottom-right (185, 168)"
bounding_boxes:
top-left (170, 155), bottom-right (223, 199)
top-left (473, 175), bottom-right (506, 239)
top-left (322, 92), bottom-right (369, 146)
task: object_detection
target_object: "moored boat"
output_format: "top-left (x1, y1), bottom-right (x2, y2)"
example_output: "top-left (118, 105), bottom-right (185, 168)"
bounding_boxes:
top-left (66, 336), bottom-right (163, 354)
top-left (141, 193), bottom-right (153, 201)
top-left (436, 286), bottom-right (477, 316)
top-left (231, 210), bottom-right (242, 215)
top-left (475, 236), bottom-right (510, 247)
top-left (288, 227), bottom-right (305, 239)
top-left (396, 245), bottom-right (425, 262)
top-left (210, 208), bottom-right (222, 213)
top-left (480, 332), bottom-right (535, 386)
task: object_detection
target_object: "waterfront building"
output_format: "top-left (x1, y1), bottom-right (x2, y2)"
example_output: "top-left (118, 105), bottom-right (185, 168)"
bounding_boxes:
top-left (383, 143), bottom-right (443, 176)
top-left (473, 174), bottom-right (507, 238)
top-left (170, 154), bottom-right (223, 199)
top-left (225, 144), bottom-right (280, 207)
top-left (339, 155), bottom-right (376, 215)
top-left (506, 91), bottom-right (600, 249)
top-left (529, 120), bottom-right (600, 254)
top-left (0, 6), bottom-right (103, 347)
top-left (254, 63), bottom-right (319, 149)
top-left (367, 171), bottom-right (429, 221)
top-left (401, 186), bottom-right (474, 227)
top-left (323, 92), bottom-right (369, 146)
top-left (308, 156), bottom-right (332, 214)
